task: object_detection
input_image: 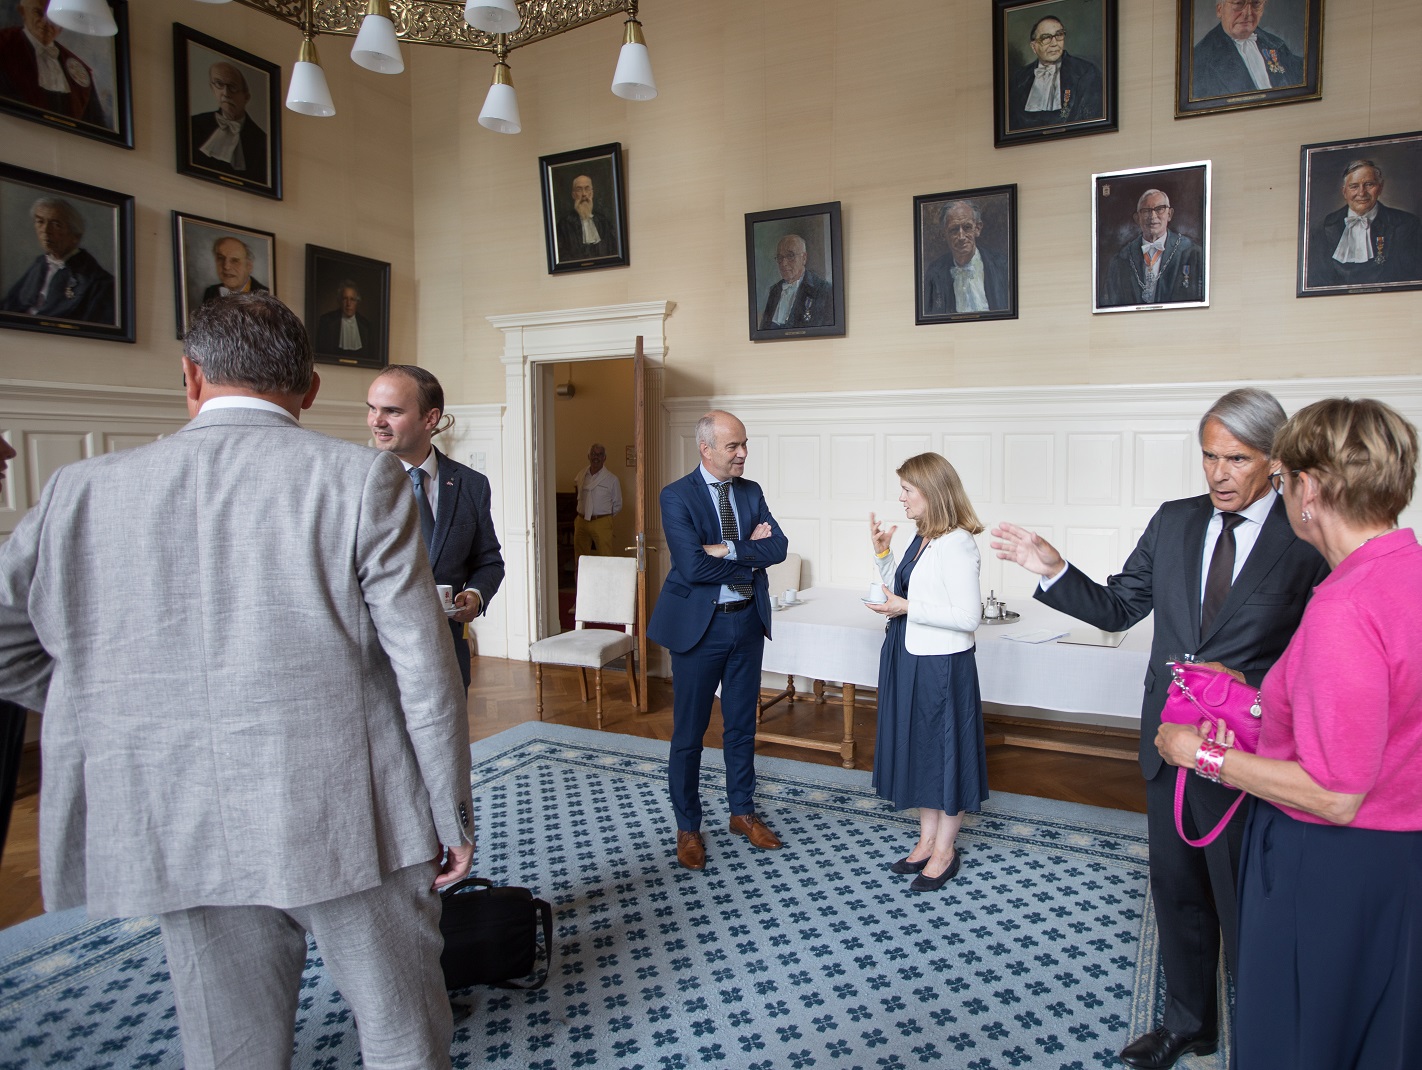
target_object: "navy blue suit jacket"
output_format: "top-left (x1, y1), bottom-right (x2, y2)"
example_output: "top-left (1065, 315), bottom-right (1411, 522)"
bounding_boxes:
top-left (427, 449), bottom-right (503, 685)
top-left (1035, 494), bottom-right (1326, 777)
top-left (647, 470), bottom-right (787, 654)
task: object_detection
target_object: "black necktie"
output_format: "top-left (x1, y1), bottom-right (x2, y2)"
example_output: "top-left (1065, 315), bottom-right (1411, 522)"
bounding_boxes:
top-left (715, 481), bottom-right (753, 599)
top-left (410, 467), bottom-right (435, 553)
top-left (1200, 512), bottom-right (1245, 637)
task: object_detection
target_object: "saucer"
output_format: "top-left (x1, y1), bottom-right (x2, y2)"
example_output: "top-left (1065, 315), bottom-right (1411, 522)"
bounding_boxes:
top-left (861, 597), bottom-right (888, 606)
top-left (780, 597), bottom-right (804, 607)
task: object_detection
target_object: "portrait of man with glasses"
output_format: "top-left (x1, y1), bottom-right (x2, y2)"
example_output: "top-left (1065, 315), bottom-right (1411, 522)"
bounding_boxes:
top-left (1190, 0), bottom-right (1305, 100)
top-left (1006, 11), bottom-right (1103, 132)
top-left (758, 232), bottom-right (833, 331)
top-left (1100, 186), bottom-right (1205, 309)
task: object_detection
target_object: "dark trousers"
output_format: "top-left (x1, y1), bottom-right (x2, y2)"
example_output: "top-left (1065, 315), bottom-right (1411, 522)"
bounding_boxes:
top-left (1234, 802), bottom-right (1422, 1070)
top-left (667, 606), bottom-right (763, 831)
top-left (0, 699), bottom-right (28, 866)
top-left (1144, 762), bottom-right (1248, 1036)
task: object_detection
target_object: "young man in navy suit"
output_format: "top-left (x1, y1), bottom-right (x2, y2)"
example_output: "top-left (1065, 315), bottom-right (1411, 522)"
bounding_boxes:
top-left (367, 365), bottom-right (504, 691)
top-left (648, 410), bottom-right (789, 871)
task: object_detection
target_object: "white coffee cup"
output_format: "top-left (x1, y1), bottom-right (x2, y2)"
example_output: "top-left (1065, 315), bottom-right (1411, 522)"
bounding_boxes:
top-left (865, 582), bottom-right (887, 604)
top-left (782, 587), bottom-right (799, 604)
top-left (436, 584), bottom-right (455, 612)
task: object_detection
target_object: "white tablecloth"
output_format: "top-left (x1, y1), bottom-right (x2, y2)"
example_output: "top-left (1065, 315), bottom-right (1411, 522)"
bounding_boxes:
top-left (761, 586), bottom-right (1152, 721)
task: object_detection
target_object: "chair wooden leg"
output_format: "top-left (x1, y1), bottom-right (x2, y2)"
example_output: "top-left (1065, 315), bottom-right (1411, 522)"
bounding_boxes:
top-left (625, 652), bottom-right (638, 707)
top-left (594, 668), bottom-right (603, 730)
top-left (534, 663), bottom-right (543, 721)
top-left (577, 667), bottom-right (589, 703)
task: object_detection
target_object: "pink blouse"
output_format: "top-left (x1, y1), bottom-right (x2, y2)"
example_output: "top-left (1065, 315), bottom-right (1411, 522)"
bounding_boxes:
top-left (1256, 529), bottom-right (1422, 830)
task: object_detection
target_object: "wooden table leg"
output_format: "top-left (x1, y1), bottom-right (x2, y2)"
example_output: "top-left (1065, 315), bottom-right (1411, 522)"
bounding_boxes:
top-left (840, 682), bottom-right (856, 768)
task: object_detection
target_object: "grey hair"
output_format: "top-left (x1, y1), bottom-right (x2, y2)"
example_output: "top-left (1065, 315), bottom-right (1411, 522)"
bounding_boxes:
top-left (1136, 188), bottom-right (1170, 212)
top-left (695, 410), bottom-right (741, 450)
top-left (776, 233), bottom-right (807, 254)
top-left (1198, 388), bottom-right (1287, 455)
top-left (184, 291), bottom-right (313, 396)
top-left (944, 200), bottom-right (983, 226)
top-left (1340, 158), bottom-right (1383, 185)
top-left (212, 235), bottom-right (254, 261)
top-left (336, 278), bottom-right (361, 301)
top-left (1029, 14), bottom-right (1064, 39)
top-left (31, 197), bottom-right (84, 237)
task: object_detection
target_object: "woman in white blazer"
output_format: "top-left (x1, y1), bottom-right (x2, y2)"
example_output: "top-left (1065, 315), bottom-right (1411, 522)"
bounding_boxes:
top-left (866, 453), bottom-right (987, 891)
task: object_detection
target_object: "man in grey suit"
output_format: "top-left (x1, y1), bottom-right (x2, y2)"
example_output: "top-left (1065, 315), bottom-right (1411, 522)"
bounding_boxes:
top-left (0, 292), bottom-right (474, 1070)
top-left (992, 388), bottom-right (1327, 1069)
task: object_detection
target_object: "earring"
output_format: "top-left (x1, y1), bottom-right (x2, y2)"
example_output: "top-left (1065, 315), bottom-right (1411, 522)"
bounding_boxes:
top-left (1300, 509), bottom-right (1312, 523)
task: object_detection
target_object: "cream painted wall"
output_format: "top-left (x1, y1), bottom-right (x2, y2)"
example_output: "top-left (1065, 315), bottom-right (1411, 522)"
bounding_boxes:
top-left (2, 0), bottom-right (417, 411)
top-left (410, 0), bottom-right (1421, 406)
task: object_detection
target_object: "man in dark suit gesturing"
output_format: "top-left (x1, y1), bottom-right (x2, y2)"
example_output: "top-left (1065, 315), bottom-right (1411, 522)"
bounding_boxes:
top-left (649, 410), bottom-right (788, 871)
top-left (367, 365), bottom-right (504, 691)
top-left (991, 388), bottom-right (1327, 1070)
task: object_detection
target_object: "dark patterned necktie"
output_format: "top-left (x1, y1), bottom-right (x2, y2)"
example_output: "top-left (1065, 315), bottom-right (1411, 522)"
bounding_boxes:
top-left (1200, 512), bottom-right (1244, 636)
top-left (409, 467), bottom-right (436, 553)
top-left (716, 481), bottom-right (753, 599)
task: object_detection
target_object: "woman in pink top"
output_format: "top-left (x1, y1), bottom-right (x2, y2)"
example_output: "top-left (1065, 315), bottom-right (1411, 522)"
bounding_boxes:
top-left (1157, 397), bottom-right (1421, 1070)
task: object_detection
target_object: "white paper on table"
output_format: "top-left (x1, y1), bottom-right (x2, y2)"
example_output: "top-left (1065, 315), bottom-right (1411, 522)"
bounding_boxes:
top-left (997, 628), bottom-right (1069, 644)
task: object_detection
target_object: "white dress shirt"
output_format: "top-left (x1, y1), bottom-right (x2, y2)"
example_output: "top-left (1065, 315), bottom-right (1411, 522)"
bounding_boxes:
top-left (1333, 204), bottom-right (1378, 264)
top-left (338, 315), bottom-right (363, 351)
top-left (950, 250), bottom-right (989, 312)
top-left (1024, 61), bottom-right (1061, 112)
top-left (398, 449), bottom-right (440, 518)
top-left (771, 276), bottom-right (802, 326)
top-left (1231, 34), bottom-right (1272, 91)
top-left (575, 466), bottom-right (622, 519)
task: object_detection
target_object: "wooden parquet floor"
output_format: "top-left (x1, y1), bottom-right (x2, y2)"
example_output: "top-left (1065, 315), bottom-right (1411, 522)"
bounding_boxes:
top-left (0, 656), bottom-right (1145, 931)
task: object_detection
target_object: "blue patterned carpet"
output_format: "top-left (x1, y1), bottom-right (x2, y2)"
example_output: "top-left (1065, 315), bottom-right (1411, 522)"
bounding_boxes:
top-left (0, 722), bottom-right (1226, 1069)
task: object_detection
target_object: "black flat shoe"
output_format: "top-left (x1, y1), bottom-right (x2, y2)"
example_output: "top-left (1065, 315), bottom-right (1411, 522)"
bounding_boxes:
top-left (1119, 1026), bottom-right (1218, 1069)
top-left (909, 849), bottom-right (961, 891)
top-left (887, 855), bottom-right (929, 874)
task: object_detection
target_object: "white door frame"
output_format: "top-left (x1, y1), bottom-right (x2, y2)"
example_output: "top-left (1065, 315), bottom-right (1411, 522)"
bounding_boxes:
top-left (486, 301), bottom-right (671, 660)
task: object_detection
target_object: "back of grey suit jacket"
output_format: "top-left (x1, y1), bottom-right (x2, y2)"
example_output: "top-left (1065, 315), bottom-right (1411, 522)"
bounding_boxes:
top-left (0, 407), bottom-right (473, 917)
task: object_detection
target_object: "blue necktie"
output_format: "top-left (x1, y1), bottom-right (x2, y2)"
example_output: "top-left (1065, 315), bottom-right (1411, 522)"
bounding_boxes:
top-left (409, 467), bottom-right (435, 553)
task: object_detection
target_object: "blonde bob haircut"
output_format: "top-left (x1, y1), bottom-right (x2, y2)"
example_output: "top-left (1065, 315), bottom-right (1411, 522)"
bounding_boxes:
top-left (1272, 397), bottom-right (1417, 527)
top-left (896, 452), bottom-right (984, 539)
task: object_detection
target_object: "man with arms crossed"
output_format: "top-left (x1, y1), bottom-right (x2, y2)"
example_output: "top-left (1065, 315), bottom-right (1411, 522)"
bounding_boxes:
top-left (649, 410), bottom-right (788, 871)
top-left (0, 292), bottom-right (474, 1069)
top-left (574, 442), bottom-right (622, 560)
top-left (991, 388), bottom-right (1327, 1070)
top-left (367, 364), bottom-right (504, 691)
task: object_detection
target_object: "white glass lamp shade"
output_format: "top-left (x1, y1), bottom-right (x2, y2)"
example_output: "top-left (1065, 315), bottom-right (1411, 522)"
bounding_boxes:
top-left (351, 13), bottom-right (404, 74)
top-left (286, 39), bottom-right (336, 117)
top-left (188, 0), bottom-right (233, 5)
top-left (45, 0), bottom-right (117, 36)
top-left (478, 80), bottom-right (520, 134)
top-left (464, 0), bottom-right (520, 34)
top-left (610, 21), bottom-right (656, 101)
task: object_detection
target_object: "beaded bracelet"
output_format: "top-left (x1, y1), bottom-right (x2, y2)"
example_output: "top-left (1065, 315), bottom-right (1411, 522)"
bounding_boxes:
top-left (1194, 740), bottom-right (1228, 783)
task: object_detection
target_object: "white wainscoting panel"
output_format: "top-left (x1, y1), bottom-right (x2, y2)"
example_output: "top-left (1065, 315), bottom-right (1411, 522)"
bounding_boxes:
top-left (1002, 434), bottom-right (1055, 505)
top-left (777, 436), bottom-right (820, 500)
top-left (1066, 434), bottom-right (1122, 507)
top-left (830, 435), bottom-right (875, 501)
top-left (942, 435), bottom-right (992, 505)
top-left (1136, 432), bottom-right (1198, 506)
top-left (1064, 527), bottom-right (1122, 588)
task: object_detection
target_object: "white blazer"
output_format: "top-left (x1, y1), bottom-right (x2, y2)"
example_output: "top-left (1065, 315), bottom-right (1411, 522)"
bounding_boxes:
top-left (875, 527), bottom-right (981, 655)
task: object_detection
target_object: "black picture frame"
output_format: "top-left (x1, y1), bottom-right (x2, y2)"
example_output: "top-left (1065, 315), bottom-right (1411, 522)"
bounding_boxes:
top-left (1176, 0), bottom-right (1323, 118)
top-left (1092, 160), bottom-right (1211, 314)
top-left (0, 162), bottom-right (133, 342)
top-left (914, 185), bottom-right (1019, 325)
top-left (174, 23), bottom-right (282, 199)
top-left (172, 210), bottom-right (276, 338)
top-left (1297, 131), bottom-right (1422, 298)
top-left (0, 0), bottom-right (131, 148)
top-left (539, 142), bottom-right (628, 274)
top-left (993, 0), bottom-right (1117, 147)
top-left (305, 244), bottom-right (390, 369)
top-left (744, 202), bottom-right (845, 342)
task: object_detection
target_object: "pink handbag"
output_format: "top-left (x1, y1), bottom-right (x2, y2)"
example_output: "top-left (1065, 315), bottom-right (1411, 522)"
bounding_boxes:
top-left (1159, 661), bottom-right (1261, 847)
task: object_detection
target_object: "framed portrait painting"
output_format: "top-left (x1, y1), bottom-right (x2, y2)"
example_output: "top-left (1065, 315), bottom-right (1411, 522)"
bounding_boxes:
top-left (744, 202), bottom-right (845, 342)
top-left (174, 24), bottom-right (282, 199)
top-left (0, 162), bottom-right (133, 342)
top-left (993, 0), bottom-right (1117, 147)
top-left (0, 0), bottom-right (131, 147)
top-left (1297, 131), bottom-right (1422, 298)
top-left (539, 142), bottom-right (628, 274)
top-left (914, 185), bottom-right (1018, 325)
top-left (1177, 0), bottom-right (1323, 118)
top-left (172, 211), bottom-right (275, 338)
top-left (305, 245), bottom-right (390, 369)
top-left (1092, 160), bottom-right (1211, 314)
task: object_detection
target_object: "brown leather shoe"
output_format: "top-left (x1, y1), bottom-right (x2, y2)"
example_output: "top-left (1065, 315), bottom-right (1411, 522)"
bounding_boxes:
top-left (676, 830), bottom-right (706, 870)
top-left (729, 813), bottom-right (783, 850)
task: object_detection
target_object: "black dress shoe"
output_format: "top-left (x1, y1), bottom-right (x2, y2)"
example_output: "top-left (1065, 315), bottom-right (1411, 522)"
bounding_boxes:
top-left (888, 855), bottom-right (929, 874)
top-left (1119, 1026), bottom-right (1218, 1069)
top-left (909, 849), bottom-right (962, 891)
